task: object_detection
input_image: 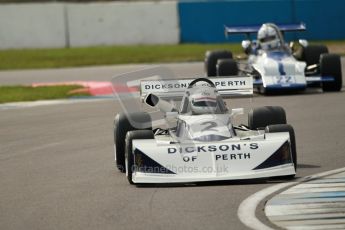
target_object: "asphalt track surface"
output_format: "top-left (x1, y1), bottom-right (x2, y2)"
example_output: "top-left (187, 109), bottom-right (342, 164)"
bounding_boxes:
top-left (1, 60), bottom-right (345, 230)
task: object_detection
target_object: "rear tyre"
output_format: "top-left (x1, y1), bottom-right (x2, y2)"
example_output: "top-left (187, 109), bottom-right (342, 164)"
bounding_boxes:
top-left (114, 112), bottom-right (151, 173)
top-left (265, 124), bottom-right (297, 173)
top-left (301, 45), bottom-right (328, 66)
top-left (320, 54), bottom-right (343, 92)
top-left (205, 50), bottom-right (233, 76)
top-left (125, 130), bottom-right (154, 184)
top-left (216, 59), bottom-right (239, 76)
top-left (248, 106), bottom-right (286, 130)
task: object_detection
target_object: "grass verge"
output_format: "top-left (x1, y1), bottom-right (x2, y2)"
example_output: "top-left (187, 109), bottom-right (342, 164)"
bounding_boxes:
top-left (0, 85), bottom-right (90, 104)
top-left (0, 41), bottom-right (344, 70)
top-left (0, 44), bottom-right (243, 70)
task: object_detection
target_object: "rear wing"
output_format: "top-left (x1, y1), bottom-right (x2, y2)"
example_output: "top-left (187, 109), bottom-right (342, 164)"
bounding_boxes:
top-left (225, 22), bottom-right (306, 35)
top-left (140, 76), bottom-right (253, 99)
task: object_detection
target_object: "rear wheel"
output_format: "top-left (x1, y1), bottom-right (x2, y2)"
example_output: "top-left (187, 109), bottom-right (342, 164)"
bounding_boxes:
top-left (125, 130), bottom-right (154, 184)
top-left (248, 106), bottom-right (286, 130)
top-left (205, 50), bottom-right (233, 76)
top-left (114, 112), bottom-right (151, 172)
top-left (301, 45), bottom-right (328, 66)
top-left (320, 54), bottom-right (342, 92)
top-left (216, 58), bottom-right (239, 76)
top-left (265, 124), bottom-right (297, 173)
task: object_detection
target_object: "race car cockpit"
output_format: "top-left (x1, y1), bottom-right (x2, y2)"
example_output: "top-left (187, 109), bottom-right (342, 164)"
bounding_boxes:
top-left (179, 78), bottom-right (229, 115)
top-left (256, 23), bottom-right (293, 55)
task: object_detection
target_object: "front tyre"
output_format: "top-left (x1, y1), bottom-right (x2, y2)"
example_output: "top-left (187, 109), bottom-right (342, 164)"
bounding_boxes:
top-left (320, 54), bottom-right (343, 92)
top-left (114, 112), bottom-right (151, 173)
top-left (125, 130), bottom-right (154, 184)
top-left (265, 124), bottom-right (297, 173)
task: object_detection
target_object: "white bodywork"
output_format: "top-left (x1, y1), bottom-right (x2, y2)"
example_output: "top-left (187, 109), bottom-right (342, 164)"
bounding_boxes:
top-left (140, 77), bottom-right (253, 99)
top-left (176, 114), bottom-right (233, 141)
top-left (132, 132), bottom-right (295, 183)
top-left (250, 51), bottom-right (307, 89)
top-left (125, 76), bottom-right (296, 184)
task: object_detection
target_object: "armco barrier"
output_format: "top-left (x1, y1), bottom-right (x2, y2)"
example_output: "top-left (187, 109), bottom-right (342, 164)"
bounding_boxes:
top-left (178, 0), bottom-right (345, 43)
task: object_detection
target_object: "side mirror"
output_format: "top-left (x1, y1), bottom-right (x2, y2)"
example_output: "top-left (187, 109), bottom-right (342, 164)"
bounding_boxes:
top-left (144, 93), bottom-right (176, 113)
top-left (298, 39), bottom-right (308, 48)
top-left (145, 93), bottom-right (159, 107)
top-left (241, 40), bottom-right (251, 54)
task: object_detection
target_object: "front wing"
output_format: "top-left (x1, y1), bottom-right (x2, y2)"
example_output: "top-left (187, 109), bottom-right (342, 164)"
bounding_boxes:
top-left (251, 57), bottom-right (336, 90)
top-left (254, 75), bottom-right (307, 90)
top-left (254, 75), bottom-right (335, 90)
top-left (130, 133), bottom-right (295, 183)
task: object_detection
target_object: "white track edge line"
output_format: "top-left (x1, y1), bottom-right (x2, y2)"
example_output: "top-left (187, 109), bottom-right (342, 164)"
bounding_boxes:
top-left (0, 97), bottom-right (113, 110)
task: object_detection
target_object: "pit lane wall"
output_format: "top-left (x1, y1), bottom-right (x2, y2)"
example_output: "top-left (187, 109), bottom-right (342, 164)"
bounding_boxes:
top-left (179, 0), bottom-right (345, 43)
top-left (0, 1), bottom-right (179, 49)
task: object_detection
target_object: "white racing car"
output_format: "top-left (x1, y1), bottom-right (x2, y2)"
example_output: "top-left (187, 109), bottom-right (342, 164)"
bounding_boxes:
top-left (114, 76), bottom-right (296, 184)
top-left (205, 23), bottom-right (342, 93)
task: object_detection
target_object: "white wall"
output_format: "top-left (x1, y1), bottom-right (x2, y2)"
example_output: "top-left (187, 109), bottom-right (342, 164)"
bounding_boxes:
top-left (68, 1), bottom-right (179, 46)
top-left (0, 3), bottom-right (66, 49)
top-left (0, 2), bottom-right (179, 49)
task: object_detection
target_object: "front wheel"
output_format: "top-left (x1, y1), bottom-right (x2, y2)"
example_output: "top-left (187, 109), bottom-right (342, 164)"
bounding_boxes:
top-left (320, 54), bottom-right (343, 92)
top-left (114, 112), bottom-right (151, 173)
top-left (125, 130), bottom-right (154, 184)
top-left (265, 124), bottom-right (297, 173)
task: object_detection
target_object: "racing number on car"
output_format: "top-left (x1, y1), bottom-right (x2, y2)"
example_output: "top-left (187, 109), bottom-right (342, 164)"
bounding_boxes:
top-left (276, 76), bottom-right (292, 84)
top-left (200, 121), bottom-right (218, 132)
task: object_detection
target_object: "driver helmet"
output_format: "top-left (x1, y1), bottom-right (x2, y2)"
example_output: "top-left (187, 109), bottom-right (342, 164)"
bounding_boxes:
top-left (257, 24), bottom-right (281, 50)
top-left (190, 86), bottom-right (218, 114)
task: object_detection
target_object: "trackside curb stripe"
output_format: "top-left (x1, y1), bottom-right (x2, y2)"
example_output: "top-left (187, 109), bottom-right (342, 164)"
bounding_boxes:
top-left (237, 167), bottom-right (345, 230)
top-left (238, 182), bottom-right (297, 230)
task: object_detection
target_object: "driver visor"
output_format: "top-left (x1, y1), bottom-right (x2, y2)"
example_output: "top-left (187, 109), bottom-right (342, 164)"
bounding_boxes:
top-left (192, 98), bottom-right (217, 107)
top-left (260, 35), bottom-right (277, 43)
